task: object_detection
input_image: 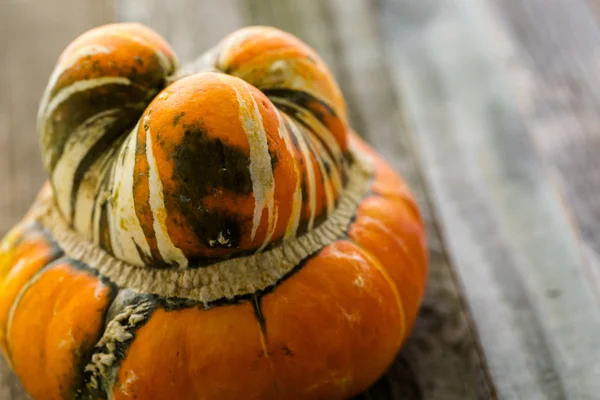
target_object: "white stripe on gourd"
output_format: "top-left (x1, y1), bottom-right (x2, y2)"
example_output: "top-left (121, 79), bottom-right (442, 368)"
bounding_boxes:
top-left (90, 171), bottom-right (108, 245)
top-left (37, 44), bottom-right (111, 126)
top-left (144, 113), bottom-right (189, 268)
top-left (246, 86), bottom-right (279, 252)
top-left (308, 131), bottom-right (343, 197)
top-left (270, 97), bottom-right (344, 168)
top-left (40, 77), bottom-right (133, 172)
top-left (51, 109), bottom-right (121, 219)
top-left (276, 111), bottom-right (303, 240)
top-left (306, 133), bottom-right (335, 216)
top-left (224, 76), bottom-right (277, 245)
top-left (72, 129), bottom-right (117, 241)
top-left (109, 126), bottom-right (152, 266)
top-left (286, 116), bottom-right (318, 231)
top-left (215, 29), bottom-right (256, 69)
top-left (319, 141), bottom-right (343, 197)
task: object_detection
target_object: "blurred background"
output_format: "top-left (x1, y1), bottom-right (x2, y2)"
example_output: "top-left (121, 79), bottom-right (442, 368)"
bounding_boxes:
top-left (2, 0), bottom-right (600, 399)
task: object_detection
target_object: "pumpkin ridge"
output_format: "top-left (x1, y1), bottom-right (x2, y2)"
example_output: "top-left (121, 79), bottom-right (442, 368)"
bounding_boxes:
top-left (252, 293), bottom-right (268, 336)
top-left (261, 88), bottom-right (339, 131)
top-left (61, 260), bottom-right (120, 399)
top-left (252, 293), bottom-right (280, 397)
top-left (4, 256), bottom-right (117, 399)
top-left (272, 99), bottom-right (343, 171)
top-left (305, 129), bottom-right (337, 216)
top-left (0, 214), bottom-right (65, 345)
top-left (3, 244), bottom-right (64, 363)
top-left (90, 142), bottom-right (125, 245)
top-left (5, 256), bottom-right (70, 354)
top-left (348, 240), bottom-right (408, 343)
top-left (351, 213), bottom-right (421, 286)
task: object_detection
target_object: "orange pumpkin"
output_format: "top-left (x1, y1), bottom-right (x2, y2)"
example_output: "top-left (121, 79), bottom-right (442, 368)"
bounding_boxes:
top-left (0, 23), bottom-right (427, 399)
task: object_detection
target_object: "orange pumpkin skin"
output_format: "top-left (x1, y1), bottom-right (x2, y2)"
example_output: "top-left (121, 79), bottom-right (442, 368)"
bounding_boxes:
top-left (0, 24), bottom-right (427, 400)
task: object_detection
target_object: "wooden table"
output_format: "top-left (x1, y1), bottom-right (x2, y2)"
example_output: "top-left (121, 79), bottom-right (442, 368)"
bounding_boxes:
top-left (2, 0), bottom-right (600, 398)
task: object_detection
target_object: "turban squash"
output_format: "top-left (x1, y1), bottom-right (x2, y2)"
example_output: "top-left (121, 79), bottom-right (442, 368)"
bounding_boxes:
top-left (0, 23), bottom-right (427, 400)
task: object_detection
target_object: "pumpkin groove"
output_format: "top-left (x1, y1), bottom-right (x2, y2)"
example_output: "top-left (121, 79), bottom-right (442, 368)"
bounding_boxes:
top-left (0, 23), bottom-right (428, 399)
top-left (81, 291), bottom-right (156, 399)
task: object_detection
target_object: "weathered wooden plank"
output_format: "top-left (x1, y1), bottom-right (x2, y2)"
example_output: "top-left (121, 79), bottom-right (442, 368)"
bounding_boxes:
top-left (485, 0), bottom-right (600, 298)
top-left (381, 0), bottom-right (600, 398)
top-left (242, 1), bottom-right (494, 398)
top-left (0, 1), bottom-right (115, 397)
top-left (324, 2), bottom-right (495, 399)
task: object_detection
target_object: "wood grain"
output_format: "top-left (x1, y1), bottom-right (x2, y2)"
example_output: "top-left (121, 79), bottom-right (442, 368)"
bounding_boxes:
top-left (485, 0), bottom-right (600, 297)
top-left (381, 0), bottom-right (600, 398)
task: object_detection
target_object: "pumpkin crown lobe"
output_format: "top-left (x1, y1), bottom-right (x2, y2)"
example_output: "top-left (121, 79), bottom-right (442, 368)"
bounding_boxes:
top-left (36, 23), bottom-right (178, 266)
top-left (37, 23), bottom-right (353, 268)
top-left (213, 25), bottom-right (348, 152)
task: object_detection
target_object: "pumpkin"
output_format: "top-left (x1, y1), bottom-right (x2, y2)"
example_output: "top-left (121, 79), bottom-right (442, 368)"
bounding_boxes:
top-left (0, 23), bottom-right (427, 400)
